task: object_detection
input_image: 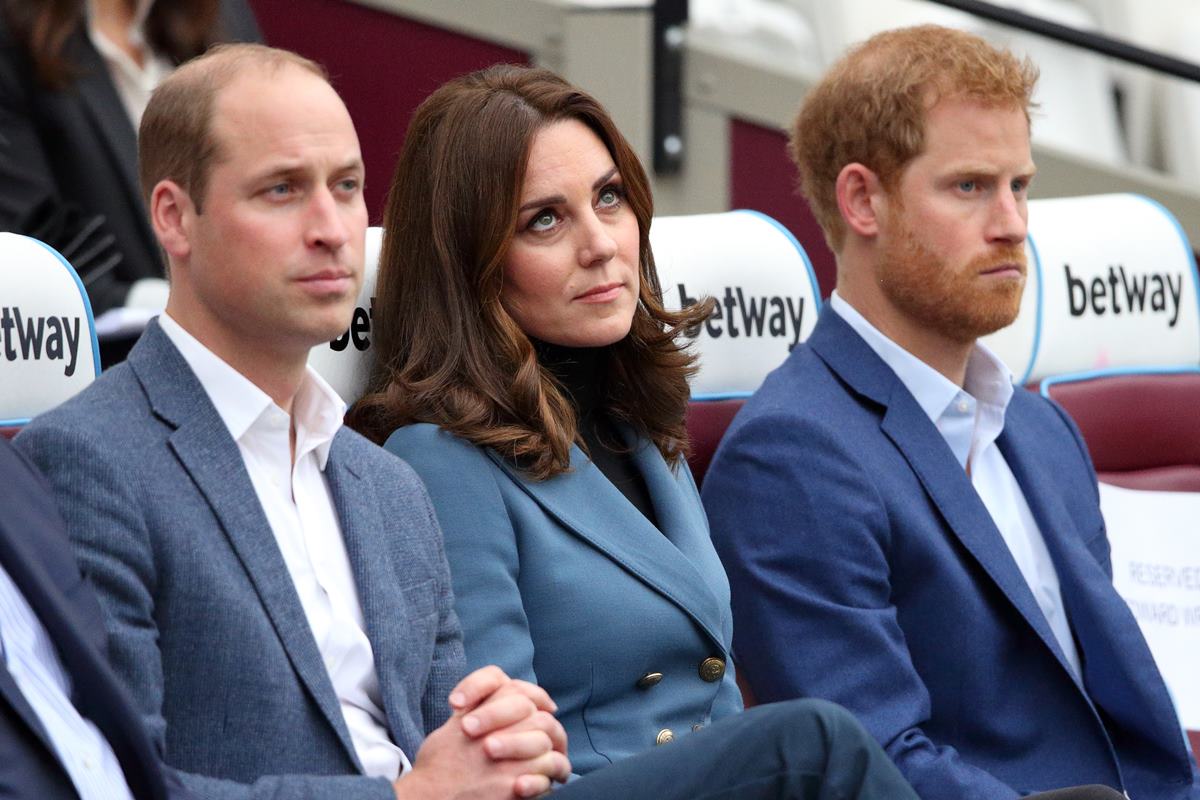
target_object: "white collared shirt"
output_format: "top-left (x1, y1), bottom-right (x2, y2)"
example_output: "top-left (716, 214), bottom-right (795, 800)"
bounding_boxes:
top-left (86, 0), bottom-right (174, 128)
top-left (159, 314), bottom-right (410, 779)
top-left (830, 293), bottom-right (1083, 681)
top-left (0, 563), bottom-right (135, 800)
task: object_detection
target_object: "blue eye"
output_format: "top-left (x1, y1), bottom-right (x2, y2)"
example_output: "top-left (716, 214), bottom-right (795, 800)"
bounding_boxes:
top-left (598, 185), bottom-right (622, 208)
top-left (336, 177), bottom-right (360, 194)
top-left (957, 180), bottom-right (977, 193)
top-left (1011, 178), bottom-right (1028, 194)
top-left (528, 210), bottom-right (559, 232)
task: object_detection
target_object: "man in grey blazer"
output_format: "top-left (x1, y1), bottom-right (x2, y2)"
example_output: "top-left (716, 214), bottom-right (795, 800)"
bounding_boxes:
top-left (16, 43), bottom-right (570, 800)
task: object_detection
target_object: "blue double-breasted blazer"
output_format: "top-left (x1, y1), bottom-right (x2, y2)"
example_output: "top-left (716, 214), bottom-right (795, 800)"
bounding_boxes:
top-left (16, 322), bottom-right (466, 800)
top-left (702, 308), bottom-right (1200, 799)
top-left (385, 423), bottom-right (743, 776)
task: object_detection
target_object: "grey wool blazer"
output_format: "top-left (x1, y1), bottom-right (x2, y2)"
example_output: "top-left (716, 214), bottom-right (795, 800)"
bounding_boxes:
top-left (16, 320), bottom-right (465, 800)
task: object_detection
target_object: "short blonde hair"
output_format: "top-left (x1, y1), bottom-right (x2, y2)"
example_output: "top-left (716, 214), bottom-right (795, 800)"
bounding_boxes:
top-left (138, 43), bottom-right (326, 212)
top-left (789, 25), bottom-right (1038, 251)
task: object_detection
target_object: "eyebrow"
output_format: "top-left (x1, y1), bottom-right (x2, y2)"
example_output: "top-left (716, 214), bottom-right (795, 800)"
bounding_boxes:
top-left (249, 157), bottom-right (365, 184)
top-left (517, 166), bottom-right (620, 213)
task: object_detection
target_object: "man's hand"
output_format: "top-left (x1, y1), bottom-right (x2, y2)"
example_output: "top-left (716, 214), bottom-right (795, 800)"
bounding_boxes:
top-left (394, 666), bottom-right (571, 799)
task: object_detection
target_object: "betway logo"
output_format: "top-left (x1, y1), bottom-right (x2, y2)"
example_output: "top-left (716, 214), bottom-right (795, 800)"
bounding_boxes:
top-left (677, 284), bottom-right (807, 350)
top-left (1, 307), bottom-right (82, 377)
top-left (1064, 263), bottom-right (1184, 327)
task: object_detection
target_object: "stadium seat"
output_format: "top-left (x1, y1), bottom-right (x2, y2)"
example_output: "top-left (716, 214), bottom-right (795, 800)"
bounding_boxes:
top-left (983, 193), bottom-right (1200, 383)
top-left (1027, 192), bottom-right (1200, 761)
top-left (0, 233), bottom-right (100, 438)
top-left (653, 210), bottom-right (821, 485)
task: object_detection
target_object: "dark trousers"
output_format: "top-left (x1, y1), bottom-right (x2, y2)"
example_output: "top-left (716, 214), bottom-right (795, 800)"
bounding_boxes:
top-left (557, 698), bottom-right (919, 799)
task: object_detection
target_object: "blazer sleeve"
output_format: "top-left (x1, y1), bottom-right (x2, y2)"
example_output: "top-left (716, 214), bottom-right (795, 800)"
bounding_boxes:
top-left (384, 426), bottom-right (540, 687)
top-left (703, 413), bottom-right (1021, 800)
top-left (15, 425), bottom-right (396, 800)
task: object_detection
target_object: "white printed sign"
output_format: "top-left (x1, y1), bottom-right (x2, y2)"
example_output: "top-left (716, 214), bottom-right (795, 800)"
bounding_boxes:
top-left (1101, 482), bottom-right (1200, 730)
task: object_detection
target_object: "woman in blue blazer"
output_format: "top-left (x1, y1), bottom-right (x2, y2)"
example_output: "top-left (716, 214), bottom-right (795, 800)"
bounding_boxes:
top-left (348, 64), bottom-right (924, 798)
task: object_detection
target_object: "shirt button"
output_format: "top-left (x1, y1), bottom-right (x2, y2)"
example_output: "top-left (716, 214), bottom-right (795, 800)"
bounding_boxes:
top-left (82, 754), bottom-right (95, 770)
top-left (956, 399), bottom-right (970, 414)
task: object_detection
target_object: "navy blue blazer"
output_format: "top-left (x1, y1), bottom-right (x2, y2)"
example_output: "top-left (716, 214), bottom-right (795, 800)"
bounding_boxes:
top-left (703, 309), bottom-right (1199, 799)
top-left (16, 322), bottom-right (465, 800)
top-left (0, 437), bottom-right (187, 799)
top-left (385, 423), bottom-right (742, 776)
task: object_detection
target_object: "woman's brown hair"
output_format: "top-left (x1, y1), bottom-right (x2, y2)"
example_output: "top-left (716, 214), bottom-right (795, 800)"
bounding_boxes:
top-left (348, 64), bottom-right (713, 480)
top-left (3, 0), bottom-right (223, 90)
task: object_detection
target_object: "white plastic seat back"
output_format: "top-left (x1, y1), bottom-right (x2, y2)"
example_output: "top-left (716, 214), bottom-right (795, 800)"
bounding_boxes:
top-left (307, 226), bottom-right (383, 404)
top-left (652, 210), bottom-right (821, 398)
top-left (0, 233), bottom-right (100, 430)
top-left (981, 193), bottom-right (1199, 383)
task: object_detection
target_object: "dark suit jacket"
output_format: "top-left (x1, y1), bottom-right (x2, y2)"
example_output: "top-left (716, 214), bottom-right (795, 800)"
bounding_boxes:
top-left (0, 436), bottom-right (186, 799)
top-left (703, 309), bottom-right (1200, 799)
top-left (0, 2), bottom-right (259, 315)
top-left (385, 423), bottom-right (742, 776)
top-left (16, 321), bottom-right (465, 800)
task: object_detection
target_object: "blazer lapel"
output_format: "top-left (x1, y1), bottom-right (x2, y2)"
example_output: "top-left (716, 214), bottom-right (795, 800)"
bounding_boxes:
top-left (487, 448), bottom-right (729, 648)
top-left (1000, 427), bottom-right (1190, 767)
top-left (129, 324), bottom-right (361, 769)
top-left (322, 444), bottom-right (420, 757)
top-left (811, 311), bottom-right (1080, 682)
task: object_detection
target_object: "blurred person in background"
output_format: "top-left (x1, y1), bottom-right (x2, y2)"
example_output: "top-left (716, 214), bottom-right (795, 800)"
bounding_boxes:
top-left (0, 0), bottom-right (258, 321)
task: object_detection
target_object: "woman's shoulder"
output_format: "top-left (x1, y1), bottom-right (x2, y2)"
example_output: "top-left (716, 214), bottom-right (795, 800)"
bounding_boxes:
top-left (383, 422), bottom-right (500, 477)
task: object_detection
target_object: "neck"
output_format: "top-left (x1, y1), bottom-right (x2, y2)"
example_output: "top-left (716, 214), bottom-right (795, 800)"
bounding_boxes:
top-left (837, 282), bottom-right (973, 388)
top-left (532, 339), bottom-right (606, 420)
top-left (90, 0), bottom-right (145, 65)
top-left (164, 301), bottom-right (308, 414)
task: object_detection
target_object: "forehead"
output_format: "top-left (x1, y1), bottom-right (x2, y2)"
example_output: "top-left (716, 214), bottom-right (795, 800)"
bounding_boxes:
top-left (208, 64), bottom-right (361, 168)
top-left (911, 96), bottom-right (1033, 175)
top-left (520, 119), bottom-right (615, 195)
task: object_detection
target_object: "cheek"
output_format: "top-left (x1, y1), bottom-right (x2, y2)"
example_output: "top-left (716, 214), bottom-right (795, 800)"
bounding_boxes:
top-left (503, 248), bottom-right (567, 307)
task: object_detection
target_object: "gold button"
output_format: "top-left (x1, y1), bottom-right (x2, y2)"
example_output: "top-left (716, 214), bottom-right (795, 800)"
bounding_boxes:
top-left (699, 657), bottom-right (725, 682)
top-left (656, 728), bottom-right (675, 745)
top-left (636, 672), bottom-right (664, 689)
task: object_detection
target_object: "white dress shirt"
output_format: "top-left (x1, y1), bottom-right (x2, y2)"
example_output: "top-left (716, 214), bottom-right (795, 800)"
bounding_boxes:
top-left (830, 293), bottom-right (1083, 681)
top-left (0, 563), bottom-right (135, 800)
top-left (159, 314), bottom-right (411, 779)
top-left (86, 0), bottom-right (174, 128)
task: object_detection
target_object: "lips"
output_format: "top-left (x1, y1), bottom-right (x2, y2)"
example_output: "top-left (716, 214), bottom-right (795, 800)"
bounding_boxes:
top-left (979, 262), bottom-right (1025, 278)
top-left (574, 282), bottom-right (624, 302)
top-left (297, 269), bottom-right (356, 294)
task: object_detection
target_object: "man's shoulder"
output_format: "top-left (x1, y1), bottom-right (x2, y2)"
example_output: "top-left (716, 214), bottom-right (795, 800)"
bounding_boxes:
top-left (20, 361), bottom-right (155, 448)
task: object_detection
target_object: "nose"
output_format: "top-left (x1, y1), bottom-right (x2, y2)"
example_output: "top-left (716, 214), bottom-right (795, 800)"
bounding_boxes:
top-left (987, 186), bottom-right (1028, 245)
top-left (305, 186), bottom-right (352, 251)
top-left (577, 209), bottom-right (619, 268)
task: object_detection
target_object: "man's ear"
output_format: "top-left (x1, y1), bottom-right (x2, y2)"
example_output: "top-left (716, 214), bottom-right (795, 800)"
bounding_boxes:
top-left (149, 180), bottom-right (195, 263)
top-left (835, 163), bottom-right (886, 239)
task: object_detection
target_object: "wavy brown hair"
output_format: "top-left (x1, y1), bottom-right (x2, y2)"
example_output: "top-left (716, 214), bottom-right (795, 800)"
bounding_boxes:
top-left (348, 64), bottom-right (713, 479)
top-left (3, 0), bottom-right (222, 90)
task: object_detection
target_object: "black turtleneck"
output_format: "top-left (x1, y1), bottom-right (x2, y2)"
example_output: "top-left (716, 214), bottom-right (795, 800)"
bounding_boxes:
top-left (532, 339), bottom-right (659, 528)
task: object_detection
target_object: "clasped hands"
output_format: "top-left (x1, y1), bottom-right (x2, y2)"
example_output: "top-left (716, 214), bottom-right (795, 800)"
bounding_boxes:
top-left (395, 665), bottom-right (571, 799)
